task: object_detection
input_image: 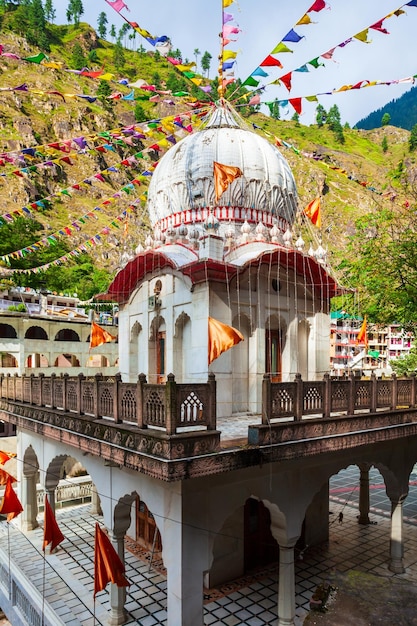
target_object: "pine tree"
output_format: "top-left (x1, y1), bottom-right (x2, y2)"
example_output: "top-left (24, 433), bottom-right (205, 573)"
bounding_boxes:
top-left (66, 0), bottom-right (84, 26)
top-left (381, 135), bottom-right (388, 153)
top-left (113, 39), bottom-right (125, 70)
top-left (97, 11), bottom-right (107, 39)
top-left (27, 0), bottom-right (49, 51)
top-left (316, 104), bottom-right (327, 127)
top-left (44, 0), bottom-right (56, 23)
top-left (201, 51), bottom-right (212, 78)
top-left (70, 42), bottom-right (86, 70)
top-left (381, 113), bottom-right (391, 127)
top-left (409, 124), bottom-right (417, 152)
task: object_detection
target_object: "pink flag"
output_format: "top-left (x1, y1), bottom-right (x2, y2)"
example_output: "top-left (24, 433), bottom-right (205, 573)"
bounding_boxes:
top-left (249, 94), bottom-right (261, 105)
top-left (105, 0), bottom-right (130, 13)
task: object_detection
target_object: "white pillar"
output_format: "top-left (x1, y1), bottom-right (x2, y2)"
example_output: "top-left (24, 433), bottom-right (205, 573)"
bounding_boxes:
top-left (358, 464), bottom-right (371, 525)
top-left (278, 543), bottom-right (296, 626)
top-left (389, 499), bottom-right (405, 573)
top-left (108, 530), bottom-right (128, 625)
top-left (20, 472), bottom-right (38, 531)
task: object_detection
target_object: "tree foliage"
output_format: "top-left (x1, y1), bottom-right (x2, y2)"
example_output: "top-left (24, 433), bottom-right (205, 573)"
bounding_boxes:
top-left (66, 0), bottom-right (83, 26)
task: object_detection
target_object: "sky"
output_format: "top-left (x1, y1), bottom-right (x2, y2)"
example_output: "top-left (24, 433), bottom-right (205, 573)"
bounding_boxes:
top-left (54, 0), bottom-right (417, 127)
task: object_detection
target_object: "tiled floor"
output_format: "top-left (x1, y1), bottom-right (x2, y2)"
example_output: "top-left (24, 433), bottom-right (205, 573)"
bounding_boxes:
top-left (0, 465), bottom-right (417, 625)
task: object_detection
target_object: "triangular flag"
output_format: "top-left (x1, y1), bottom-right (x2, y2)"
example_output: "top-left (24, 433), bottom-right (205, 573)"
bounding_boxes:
top-left (208, 317), bottom-right (244, 365)
top-left (0, 468), bottom-right (16, 486)
top-left (0, 450), bottom-right (16, 465)
top-left (43, 496), bottom-right (65, 553)
top-left (357, 316), bottom-right (368, 349)
top-left (94, 523), bottom-right (130, 598)
top-left (304, 197), bottom-right (321, 228)
top-left (0, 476), bottom-right (23, 522)
top-left (90, 321), bottom-right (117, 349)
top-left (213, 161), bottom-right (243, 203)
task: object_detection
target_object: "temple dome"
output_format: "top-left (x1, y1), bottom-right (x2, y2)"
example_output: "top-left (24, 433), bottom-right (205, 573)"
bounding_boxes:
top-left (146, 101), bottom-right (298, 237)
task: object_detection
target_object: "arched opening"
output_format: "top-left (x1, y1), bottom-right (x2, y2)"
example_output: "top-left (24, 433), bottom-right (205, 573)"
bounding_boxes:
top-left (0, 353), bottom-right (18, 367)
top-left (54, 328), bottom-right (80, 342)
top-left (174, 311), bottom-right (191, 383)
top-left (86, 354), bottom-right (110, 367)
top-left (130, 320), bottom-right (142, 378)
top-left (244, 497), bottom-right (279, 571)
top-left (26, 354), bottom-right (48, 368)
top-left (0, 324), bottom-right (17, 339)
top-left (54, 354), bottom-right (80, 367)
top-left (149, 315), bottom-right (166, 384)
top-left (24, 326), bottom-right (48, 340)
top-left (265, 315), bottom-right (286, 382)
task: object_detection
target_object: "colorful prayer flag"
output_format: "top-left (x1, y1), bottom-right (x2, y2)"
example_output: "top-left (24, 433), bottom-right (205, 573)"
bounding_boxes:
top-left (0, 476), bottom-right (23, 522)
top-left (357, 317), bottom-right (368, 349)
top-left (213, 162), bottom-right (243, 203)
top-left (94, 523), bottom-right (129, 598)
top-left (90, 321), bottom-right (117, 349)
top-left (304, 197), bottom-right (321, 228)
top-left (43, 496), bottom-right (65, 553)
top-left (208, 317), bottom-right (244, 365)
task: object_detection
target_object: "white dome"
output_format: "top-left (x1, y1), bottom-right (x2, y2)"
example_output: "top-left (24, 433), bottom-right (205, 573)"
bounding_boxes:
top-left (146, 102), bottom-right (298, 237)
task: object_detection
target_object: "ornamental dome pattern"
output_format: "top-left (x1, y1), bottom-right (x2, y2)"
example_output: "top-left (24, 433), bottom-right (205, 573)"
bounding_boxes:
top-left (146, 102), bottom-right (298, 237)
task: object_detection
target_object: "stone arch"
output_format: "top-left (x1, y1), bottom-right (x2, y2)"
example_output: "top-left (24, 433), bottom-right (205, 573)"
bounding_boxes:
top-left (0, 323), bottom-right (17, 339)
top-left (23, 445), bottom-right (39, 479)
top-left (54, 328), bottom-right (80, 342)
top-left (21, 445), bottom-right (40, 531)
top-left (173, 311), bottom-right (191, 383)
top-left (0, 353), bottom-right (18, 367)
top-left (130, 320), bottom-right (142, 342)
top-left (53, 354), bottom-right (80, 367)
top-left (113, 491), bottom-right (163, 559)
top-left (44, 454), bottom-right (86, 491)
top-left (24, 325), bottom-right (48, 340)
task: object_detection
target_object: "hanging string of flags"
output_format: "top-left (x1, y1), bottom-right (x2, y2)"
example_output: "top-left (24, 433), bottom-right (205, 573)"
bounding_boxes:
top-left (218, 0), bottom-right (241, 96)
top-left (238, 0), bottom-right (329, 95)
top-left (239, 0), bottom-right (417, 100)
top-left (240, 71), bottom-right (417, 115)
top-left (104, 0), bottom-right (212, 93)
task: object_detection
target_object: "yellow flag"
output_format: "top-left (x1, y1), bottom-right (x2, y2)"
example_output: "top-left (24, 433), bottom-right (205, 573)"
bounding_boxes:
top-left (213, 161), bottom-right (243, 203)
top-left (208, 317), bottom-right (244, 364)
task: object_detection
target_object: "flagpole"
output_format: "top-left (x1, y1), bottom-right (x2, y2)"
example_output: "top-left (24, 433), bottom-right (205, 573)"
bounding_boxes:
top-left (7, 523), bottom-right (11, 602)
top-left (218, 0), bottom-right (225, 99)
top-left (42, 551), bottom-right (46, 626)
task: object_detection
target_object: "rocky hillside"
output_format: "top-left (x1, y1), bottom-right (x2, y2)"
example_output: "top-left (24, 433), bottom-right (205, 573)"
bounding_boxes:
top-left (0, 19), bottom-right (412, 299)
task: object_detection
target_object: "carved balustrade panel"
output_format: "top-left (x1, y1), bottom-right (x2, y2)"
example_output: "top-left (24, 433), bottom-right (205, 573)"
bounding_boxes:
top-left (54, 378), bottom-right (64, 409)
top-left (302, 381), bottom-right (324, 415)
top-left (66, 378), bottom-right (78, 412)
top-left (119, 384), bottom-right (137, 423)
top-left (177, 384), bottom-right (208, 426)
top-left (15, 377), bottom-right (22, 401)
top-left (81, 379), bottom-right (96, 415)
top-left (98, 380), bottom-right (115, 418)
top-left (270, 382), bottom-right (296, 419)
top-left (32, 378), bottom-right (41, 405)
top-left (42, 377), bottom-right (52, 407)
top-left (330, 379), bottom-right (349, 413)
top-left (143, 385), bottom-right (166, 428)
top-left (397, 378), bottom-right (412, 407)
top-left (23, 377), bottom-right (31, 403)
top-left (376, 379), bottom-right (392, 409)
top-left (354, 379), bottom-right (371, 410)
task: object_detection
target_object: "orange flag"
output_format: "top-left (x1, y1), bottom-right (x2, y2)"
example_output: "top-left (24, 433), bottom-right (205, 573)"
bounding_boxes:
top-left (0, 476), bottom-right (23, 522)
top-left (43, 496), bottom-right (65, 553)
top-left (304, 197), bottom-right (321, 228)
top-left (0, 468), bottom-right (17, 486)
top-left (90, 321), bottom-right (117, 349)
top-left (213, 161), bottom-right (243, 203)
top-left (94, 523), bottom-right (130, 598)
top-left (357, 316), bottom-right (368, 349)
top-left (208, 317), bottom-right (244, 365)
top-left (0, 450), bottom-right (16, 465)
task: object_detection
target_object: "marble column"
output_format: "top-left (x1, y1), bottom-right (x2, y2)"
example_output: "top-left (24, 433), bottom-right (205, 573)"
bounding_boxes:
top-left (389, 498), bottom-right (405, 573)
top-left (20, 472), bottom-right (39, 531)
top-left (278, 543), bottom-right (296, 626)
top-left (108, 530), bottom-right (128, 626)
top-left (46, 488), bottom-right (56, 515)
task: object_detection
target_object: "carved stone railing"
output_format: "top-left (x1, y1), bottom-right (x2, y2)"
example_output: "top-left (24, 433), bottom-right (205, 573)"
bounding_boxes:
top-left (0, 371), bottom-right (217, 435)
top-left (262, 372), bottom-right (417, 423)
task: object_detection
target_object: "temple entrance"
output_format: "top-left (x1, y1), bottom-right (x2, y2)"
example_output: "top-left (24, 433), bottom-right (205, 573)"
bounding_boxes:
top-left (244, 498), bottom-right (279, 572)
top-left (135, 496), bottom-right (162, 552)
